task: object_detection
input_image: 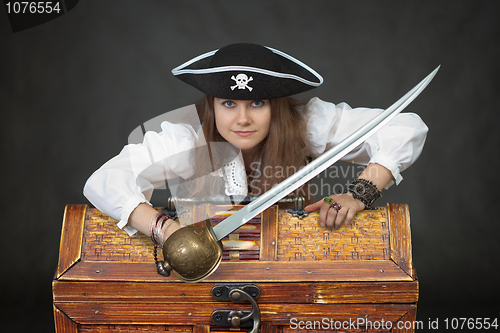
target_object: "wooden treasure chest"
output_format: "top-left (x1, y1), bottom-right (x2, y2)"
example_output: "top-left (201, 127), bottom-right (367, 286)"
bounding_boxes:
top-left (53, 202), bottom-right (418, 332)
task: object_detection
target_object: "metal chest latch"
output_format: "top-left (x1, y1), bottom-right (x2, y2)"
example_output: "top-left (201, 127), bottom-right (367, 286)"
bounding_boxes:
top-left (211, 284), bottom-right (261, 333)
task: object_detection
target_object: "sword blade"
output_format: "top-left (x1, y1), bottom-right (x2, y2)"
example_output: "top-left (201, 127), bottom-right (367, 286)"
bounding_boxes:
top-left (213, 66), bottom-right (440, 240)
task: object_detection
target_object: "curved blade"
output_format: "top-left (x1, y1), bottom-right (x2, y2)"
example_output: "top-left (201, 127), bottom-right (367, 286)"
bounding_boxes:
top-left (213, 66), bottom-right (440, 240)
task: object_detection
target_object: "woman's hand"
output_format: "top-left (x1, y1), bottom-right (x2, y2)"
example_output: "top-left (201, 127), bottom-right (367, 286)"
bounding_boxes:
top-left (304, 192), bottom-right (365, 230)
top-left (304, 163), bottom-right (393, 230)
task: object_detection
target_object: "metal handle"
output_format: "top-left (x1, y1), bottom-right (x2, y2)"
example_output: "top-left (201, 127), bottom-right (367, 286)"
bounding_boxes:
top-left (211, 288), bottom-right (261, 333)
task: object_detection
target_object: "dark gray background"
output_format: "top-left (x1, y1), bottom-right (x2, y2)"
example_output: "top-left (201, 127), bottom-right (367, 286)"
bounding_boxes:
top-left (1, 1), bottom-right (499, 332)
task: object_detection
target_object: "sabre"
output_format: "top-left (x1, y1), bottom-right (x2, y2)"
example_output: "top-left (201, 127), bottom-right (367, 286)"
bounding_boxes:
top-left (213, 65), bottom-right (440, 240)
top-left (159, 66), bottom-right (440, 282)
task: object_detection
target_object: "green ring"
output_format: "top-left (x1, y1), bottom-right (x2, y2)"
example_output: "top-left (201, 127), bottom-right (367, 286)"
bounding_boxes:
top-left (323, 197), bottom-right (334, 204)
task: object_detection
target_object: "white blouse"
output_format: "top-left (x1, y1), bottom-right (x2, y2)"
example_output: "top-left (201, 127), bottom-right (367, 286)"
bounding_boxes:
top-left (83, 97), bottom-right (428, 235)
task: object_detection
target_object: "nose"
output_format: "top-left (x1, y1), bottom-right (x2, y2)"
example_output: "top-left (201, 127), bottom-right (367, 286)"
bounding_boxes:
top-left (235, 105), bottom-right (251, 125)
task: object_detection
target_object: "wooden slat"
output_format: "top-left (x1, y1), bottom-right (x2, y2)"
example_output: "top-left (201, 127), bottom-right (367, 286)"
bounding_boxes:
top-left (56, 259), bottom-right (413, 282)
top-left (387, 203), bottom-right (415, 279)
top-left (193, 325), bottom-right (210, 333)
top-left (53, 280), bottom-right (417, 304)
top-left (261, 325), bottom-right (282, 333)
top-left (260, 205), bottom-right (278, 260)
top-left (54, 305), bottom-right (78, 333)
top-left (56, 205), bottom-right (87, 279)
top-left (79, 324), bottom-right (193, 332)
top-left (311, 281), bottom-right (418, 304)
top-left (392, 306), bottom-right (418, 332)
top-left (56, 302), bottom-right (413, 326)
top-left (193, 203), bottom-right (209, 227)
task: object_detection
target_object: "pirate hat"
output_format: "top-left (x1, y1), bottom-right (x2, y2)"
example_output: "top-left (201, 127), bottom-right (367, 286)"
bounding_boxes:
top-left (171, 43), bottom-right (323, 100)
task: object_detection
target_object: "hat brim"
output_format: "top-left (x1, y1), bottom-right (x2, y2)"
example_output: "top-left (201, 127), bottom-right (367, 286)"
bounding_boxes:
top-left (172, 45), bottom-right (323, 100)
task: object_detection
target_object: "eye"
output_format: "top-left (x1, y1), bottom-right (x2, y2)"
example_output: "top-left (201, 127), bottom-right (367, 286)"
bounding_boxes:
top-left (222, 100), bottom-right (235, 108)
top-left (251, 100), bottom-right (264, 107)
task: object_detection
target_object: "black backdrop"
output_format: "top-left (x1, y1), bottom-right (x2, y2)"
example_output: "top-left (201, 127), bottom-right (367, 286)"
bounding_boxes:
top-left (1, 1), bottom-right (499, 332)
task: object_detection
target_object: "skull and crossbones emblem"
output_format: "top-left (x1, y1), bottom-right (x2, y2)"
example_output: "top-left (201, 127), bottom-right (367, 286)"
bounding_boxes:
top-left (231, 73), bottom-right (253, 91)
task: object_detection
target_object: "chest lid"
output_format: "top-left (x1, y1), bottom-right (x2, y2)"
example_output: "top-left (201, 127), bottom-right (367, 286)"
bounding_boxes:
top-left (55, 203), bottom-right (415, 283)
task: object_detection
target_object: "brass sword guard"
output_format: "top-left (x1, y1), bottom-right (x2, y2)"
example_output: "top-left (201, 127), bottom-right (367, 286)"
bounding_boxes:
top-left (157, 216), bottom-right (223, 283)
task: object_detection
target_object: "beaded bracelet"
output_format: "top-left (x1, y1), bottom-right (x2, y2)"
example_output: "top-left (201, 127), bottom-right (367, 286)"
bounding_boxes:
top-left (344, 178), bottom-right (381, 209)
top-left (149, 212), bottom-right (179, 276)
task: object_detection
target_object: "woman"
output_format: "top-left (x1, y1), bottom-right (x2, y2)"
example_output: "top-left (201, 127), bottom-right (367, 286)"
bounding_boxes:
top-left (84, 43), bottom-right (428, 249)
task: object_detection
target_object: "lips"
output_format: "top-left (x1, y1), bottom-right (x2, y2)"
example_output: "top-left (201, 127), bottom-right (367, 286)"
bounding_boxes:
top-left (233, 131), bottom-right (256, 137)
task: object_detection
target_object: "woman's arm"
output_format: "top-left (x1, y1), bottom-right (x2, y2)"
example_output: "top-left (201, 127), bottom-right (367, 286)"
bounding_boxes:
top-left (128, 203), bottom-right (181, 240)
top-left (83, 121), bottom-right (198, 236)
top-left (357, 162), bottom-right (394, 190)
top-left (306, 98), bottom-right (428, 187)
top-left (303, 99), bottom-right (428, 231)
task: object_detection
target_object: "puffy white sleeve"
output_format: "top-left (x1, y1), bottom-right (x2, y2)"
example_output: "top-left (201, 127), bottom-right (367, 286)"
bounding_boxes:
top-left (305, 97), bottom-right (428, 188)
top-left (83, 121), bottom-right (198, 235)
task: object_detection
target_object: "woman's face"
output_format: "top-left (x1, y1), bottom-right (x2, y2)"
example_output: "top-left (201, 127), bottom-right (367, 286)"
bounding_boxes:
top-left (213, 98), bottom-right (271, 155)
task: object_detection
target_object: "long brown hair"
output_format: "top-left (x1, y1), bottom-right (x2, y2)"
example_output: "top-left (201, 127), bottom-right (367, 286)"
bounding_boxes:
top-left (187, 95), bottom-right (312, 199)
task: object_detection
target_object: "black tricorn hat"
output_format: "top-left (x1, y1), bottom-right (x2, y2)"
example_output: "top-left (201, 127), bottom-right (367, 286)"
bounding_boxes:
top-left (172, 43), bottom-right (323, 100)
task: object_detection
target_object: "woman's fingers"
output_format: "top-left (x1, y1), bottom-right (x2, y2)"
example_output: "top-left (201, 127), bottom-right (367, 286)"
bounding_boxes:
top-left (304, 199), bottom-right (323, 212)
top-left (345, 207), bottom-right (357, 225)
top-left (306, 195), bottom-right (364, 230)
top-left (318, 199), bottom-right (332, 227)
top-left (334, 208), bottom-right (347, 230)
top-left (325, 205), bottom-right (337, 230)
